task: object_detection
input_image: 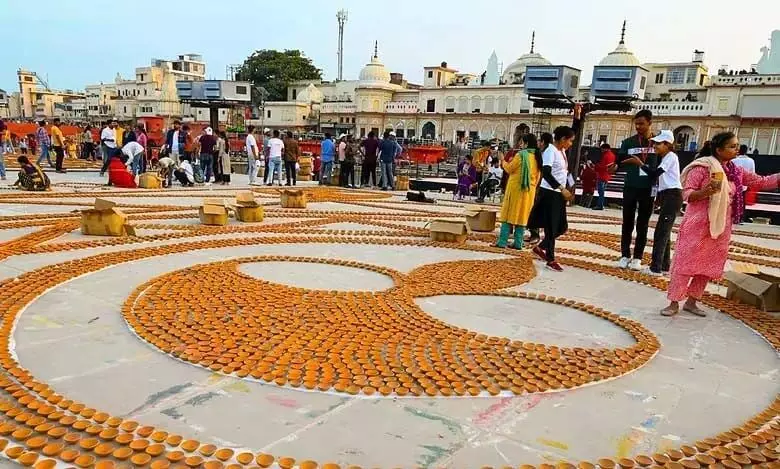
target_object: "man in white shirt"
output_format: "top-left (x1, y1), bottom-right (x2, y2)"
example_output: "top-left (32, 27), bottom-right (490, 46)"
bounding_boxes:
top-left (266, 130), bottom-right (285, 186)
top-left (337, 134), bottom-right (347, 163)
top-left (733, 144), bottom-right (756, 223)
top-left (476, 157), bottom-right (503, 202)
top-left (173, 155), bottom-right (195, 187)
top-left (99, 119), bottom-right (118, 176)
top-left (245, 126), bottom-right (260, 185)
top-left (645, 130), bottom-right (682, 275)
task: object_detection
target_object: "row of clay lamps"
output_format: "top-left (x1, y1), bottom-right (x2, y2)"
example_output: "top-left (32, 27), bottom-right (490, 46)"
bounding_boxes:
top-left (0, 189), bottom-right (772, 467)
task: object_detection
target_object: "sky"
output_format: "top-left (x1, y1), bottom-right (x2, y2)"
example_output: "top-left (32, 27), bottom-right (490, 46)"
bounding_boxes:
top-left (1, 0), bottom-right (779, 93)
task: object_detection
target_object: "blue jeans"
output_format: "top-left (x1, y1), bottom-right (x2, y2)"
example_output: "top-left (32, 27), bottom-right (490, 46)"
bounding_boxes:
top-left (131, 153), bottom-right (143, 176)
top-left (37, 144), bottom-right (53, 167)
top-left (320, 161), bottom-right (333, 185)
top-left (380, 161), bottom-right (394, 189)
top-left (267, 157), bottom-right (282, 185)
top-left (596, 180), bottom-right (607, 209)
top-left (200, 153), bottom-right (213, 182)
top-left (0, 154), bottom-right (5, 178)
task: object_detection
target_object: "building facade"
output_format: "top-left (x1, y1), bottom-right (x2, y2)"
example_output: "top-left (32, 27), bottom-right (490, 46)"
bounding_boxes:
top-left (265, 32), bottom-right (780, 155)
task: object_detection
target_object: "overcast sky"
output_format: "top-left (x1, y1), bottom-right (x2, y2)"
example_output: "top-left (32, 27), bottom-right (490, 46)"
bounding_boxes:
top-left (2, 0), bottom-right (778, 93)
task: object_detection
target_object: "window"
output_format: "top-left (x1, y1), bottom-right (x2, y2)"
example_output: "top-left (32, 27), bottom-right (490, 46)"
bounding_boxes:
top-left (570, 75), bottom-right (579, 88)
top-left (666, 68), bottom-right (685, 85)
top-left (685, 68), bottom-right (697, 84)
top-left (406, 129), bottom-right (415, 139)
top-left (640, 76), bottom-right (646, 90)
top-left (586, 134), bottom-right (593, 144)
top-left (426, 99), bottom-right (435, 112)
top-left (717, 97), bottom-right (728, 111)
top-left (292, 89), bottom-right (297, 100)
top-left (371, 127), bottom-right (379, 135)
top-left (24, 76), bottom-right (33, 82)
top-left (427, 71), bottom-right (433, 78)
top-left (457, 97), bottom-right (468, 113)
top-left (655, 73), bottom-right (664, 84)
top-left (699, 75), bottom-right (705, 86)
top-left (446, 107), bottom-right (455, 113)
top-left (236, 85), bottom-right (247, 95)
top-left (470, 97), bottom-right (481, 113)
top-left (396, 129), bottom-right (405, 138)
top-left (143, 89), bottom-right (147, 96)
top-left (599, 135), bottom-right (608, 145)
top-left (123, 106), bottom-right (127, 113)
top-left (267, 110), bottom-right (271, 118)
top-left (436, 72), bottom-right (441, 87)
top-left (360, 128), bottom-right (366, 137)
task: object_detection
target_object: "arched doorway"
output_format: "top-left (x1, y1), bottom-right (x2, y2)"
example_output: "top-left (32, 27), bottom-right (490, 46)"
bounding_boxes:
top-left (513, 123), bottom-right (530, 147)
top-left (674, 125), bottom-right (696, 151)
top-left (421, 122), bottom-right (436, 140)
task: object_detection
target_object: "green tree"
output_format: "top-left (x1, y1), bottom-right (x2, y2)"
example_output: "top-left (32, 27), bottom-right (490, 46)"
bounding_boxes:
top-left (236, 49), bottom-right (322, 102)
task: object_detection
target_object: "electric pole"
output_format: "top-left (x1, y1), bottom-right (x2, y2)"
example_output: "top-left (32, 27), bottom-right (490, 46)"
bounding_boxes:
top-left (336, 9), bottom-right (348, 81)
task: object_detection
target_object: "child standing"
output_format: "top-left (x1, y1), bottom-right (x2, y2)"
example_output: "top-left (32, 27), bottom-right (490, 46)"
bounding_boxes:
top-left (456, 155), bottom-right (477, 200)
top-left (642, 130), bottom-right (682, 276)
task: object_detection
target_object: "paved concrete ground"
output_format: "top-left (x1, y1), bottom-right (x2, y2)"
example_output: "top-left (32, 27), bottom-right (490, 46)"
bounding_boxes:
top-left (0, 171), bottom-right (778, 468)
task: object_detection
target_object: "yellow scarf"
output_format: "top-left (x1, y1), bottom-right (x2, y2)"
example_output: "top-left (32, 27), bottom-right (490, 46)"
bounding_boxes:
top-left (680, 156), bottom-right (729, 238)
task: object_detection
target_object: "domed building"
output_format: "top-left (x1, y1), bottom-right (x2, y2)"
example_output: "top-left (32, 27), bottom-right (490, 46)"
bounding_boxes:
top-left (598, 22), bottom-right (641, 67)
top-left (501, 32), bottom-right (552, 85)
top-left (355, 43), bottom-right (401, 115)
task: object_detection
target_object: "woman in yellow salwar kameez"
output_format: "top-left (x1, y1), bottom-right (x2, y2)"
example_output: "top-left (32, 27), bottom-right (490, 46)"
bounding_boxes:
top-left (497, 133), bottom-right (540, 249)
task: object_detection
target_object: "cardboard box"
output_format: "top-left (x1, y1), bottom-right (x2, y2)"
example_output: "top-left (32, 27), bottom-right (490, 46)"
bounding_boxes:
top-left (280, 190), bottom-right (307, 209)
top-left (395, 175), bottom-right (410, 191)
top-left (723, 268), bottom-right (780, 312)
top-left (139, 173), bottom-right (162, 189)
top-left (94, 198), bottom-right (116, 211)
top-left (429, 219), bottom-right (470, 243)
top-left (81, 207), bottom-right (128, 236)
top-left (200, 199), bottom-right (228, 226)
top-left (236, 191), bottom-right (256, 205)
top-left (464, 205), bottom-right (498, 232)
top-left (233, 205), bottom-right (264, 222)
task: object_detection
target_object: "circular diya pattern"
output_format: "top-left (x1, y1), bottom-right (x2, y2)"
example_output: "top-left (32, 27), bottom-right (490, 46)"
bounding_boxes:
top-left (122, 256), bottom-right (659, 397)
top-left (0, 186), bottom-right (775, 468)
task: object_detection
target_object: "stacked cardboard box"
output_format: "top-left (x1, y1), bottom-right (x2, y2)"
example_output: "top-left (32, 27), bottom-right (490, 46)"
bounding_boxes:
top-left (199, 199), bottom-right (229, 226)
top-left (138, 172), bottom-right (162, 189)
top-left (464, 205), bottom-right (498, 232)
top-left (81, 198), bottom-right (133, 236)
top-left (298, 155), bottom-right (313, 182)
top-left (233, 192), bottom-right (265, 222)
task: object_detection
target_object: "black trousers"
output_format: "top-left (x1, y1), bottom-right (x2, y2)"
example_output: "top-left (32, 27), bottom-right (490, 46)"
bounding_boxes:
top-left (535, 189), bottom-right (567, 262)
top-left (650, 189), bottom-right (683, 273)
top-left (285, 160), bottom-right (297, 185)
top-left (53, 146), bottom-right (65, 171)
top-left (174, 170), bottom-right (192, 186)
top-left (362, 161), bottom-right (377, 186)
top-left (478, 179), bottom-right (499, 199)
top-left (621, 186), bottom-right (654, 259)
top-left (341, 162), bottom-right (355, 187)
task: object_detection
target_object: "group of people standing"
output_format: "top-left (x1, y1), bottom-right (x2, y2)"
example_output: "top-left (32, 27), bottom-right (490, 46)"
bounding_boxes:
top-left (496, 105), bottom-right (779, 317)
top-left (245, 127), bottom-right (301, 187)
top-left (496, 105), bottom-right (582, 272)
top-left (158, 121), bottom-right (232, 188)
top-left (318, 130), bottom-right (402, 190)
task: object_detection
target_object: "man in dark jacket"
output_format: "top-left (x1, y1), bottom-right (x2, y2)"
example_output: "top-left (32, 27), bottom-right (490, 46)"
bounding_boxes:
top-left (616, 109), bottom-right (658, 271)
top-left (378, 131), bottom-right (399, 190)
top-left (360, 131), bottom-right (379, 187)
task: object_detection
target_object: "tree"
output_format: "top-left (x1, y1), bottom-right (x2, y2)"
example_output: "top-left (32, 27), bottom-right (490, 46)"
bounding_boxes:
top-left (236, 49), bottom-right (322, 102)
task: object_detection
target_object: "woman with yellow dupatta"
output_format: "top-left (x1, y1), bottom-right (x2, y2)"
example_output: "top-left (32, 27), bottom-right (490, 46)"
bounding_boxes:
top-left (14, 156), bottom-right (51, 191)
top-left (497, 133), bottom-right (540, 248)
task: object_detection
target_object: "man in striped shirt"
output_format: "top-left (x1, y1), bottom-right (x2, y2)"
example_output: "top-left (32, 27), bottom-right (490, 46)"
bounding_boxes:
top-left (35, 121), bottom-right (53, 168)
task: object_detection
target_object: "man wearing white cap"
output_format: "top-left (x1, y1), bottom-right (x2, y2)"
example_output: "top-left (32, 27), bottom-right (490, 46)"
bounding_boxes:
top-left (643, 130), bottom-right (682, 276)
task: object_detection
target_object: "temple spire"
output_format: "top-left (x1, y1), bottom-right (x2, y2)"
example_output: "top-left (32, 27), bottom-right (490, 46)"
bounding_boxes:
top-left (619, 20), bottom-right (626, 44)
top-left (530, 31), bottom-right (536, 54)
top-left (373, 40), bottom-right (378, 58)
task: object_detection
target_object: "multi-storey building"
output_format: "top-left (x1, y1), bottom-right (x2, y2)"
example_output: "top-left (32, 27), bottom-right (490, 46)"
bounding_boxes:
top-left (266, 29), bottom-right (780, 154)
top-left (16, 69), bottom-right (85, 120)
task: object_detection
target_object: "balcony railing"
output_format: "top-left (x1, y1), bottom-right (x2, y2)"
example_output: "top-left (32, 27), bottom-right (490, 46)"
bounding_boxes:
top-left (634, 101), bottom-right (707, 116)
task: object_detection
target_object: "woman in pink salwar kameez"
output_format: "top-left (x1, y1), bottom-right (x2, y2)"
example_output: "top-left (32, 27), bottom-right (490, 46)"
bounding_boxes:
top-left (662, 132), bottom-right (779, 317)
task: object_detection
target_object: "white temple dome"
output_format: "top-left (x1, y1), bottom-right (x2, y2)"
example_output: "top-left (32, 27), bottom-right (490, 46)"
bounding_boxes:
top-left (501, 32), bottom-right (551, 84)
top-left (359, 55), bottom-right (391, 83)
top-left (598, 21), bottom-right (640, 66)
top-left (599, 42), bottom-right (640, 66)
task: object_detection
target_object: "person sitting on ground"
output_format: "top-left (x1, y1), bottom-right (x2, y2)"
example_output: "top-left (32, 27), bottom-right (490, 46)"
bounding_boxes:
top-left (13, 156), bottom-right (50, 191)
top-left (456, 155), bottom-right (477, 200)
top-left (173, 155), bottom-right (195, 187)
top-left (107, 148), bottom-right (137, 189)
top-left (476, 157), bottom-right (503, 203)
